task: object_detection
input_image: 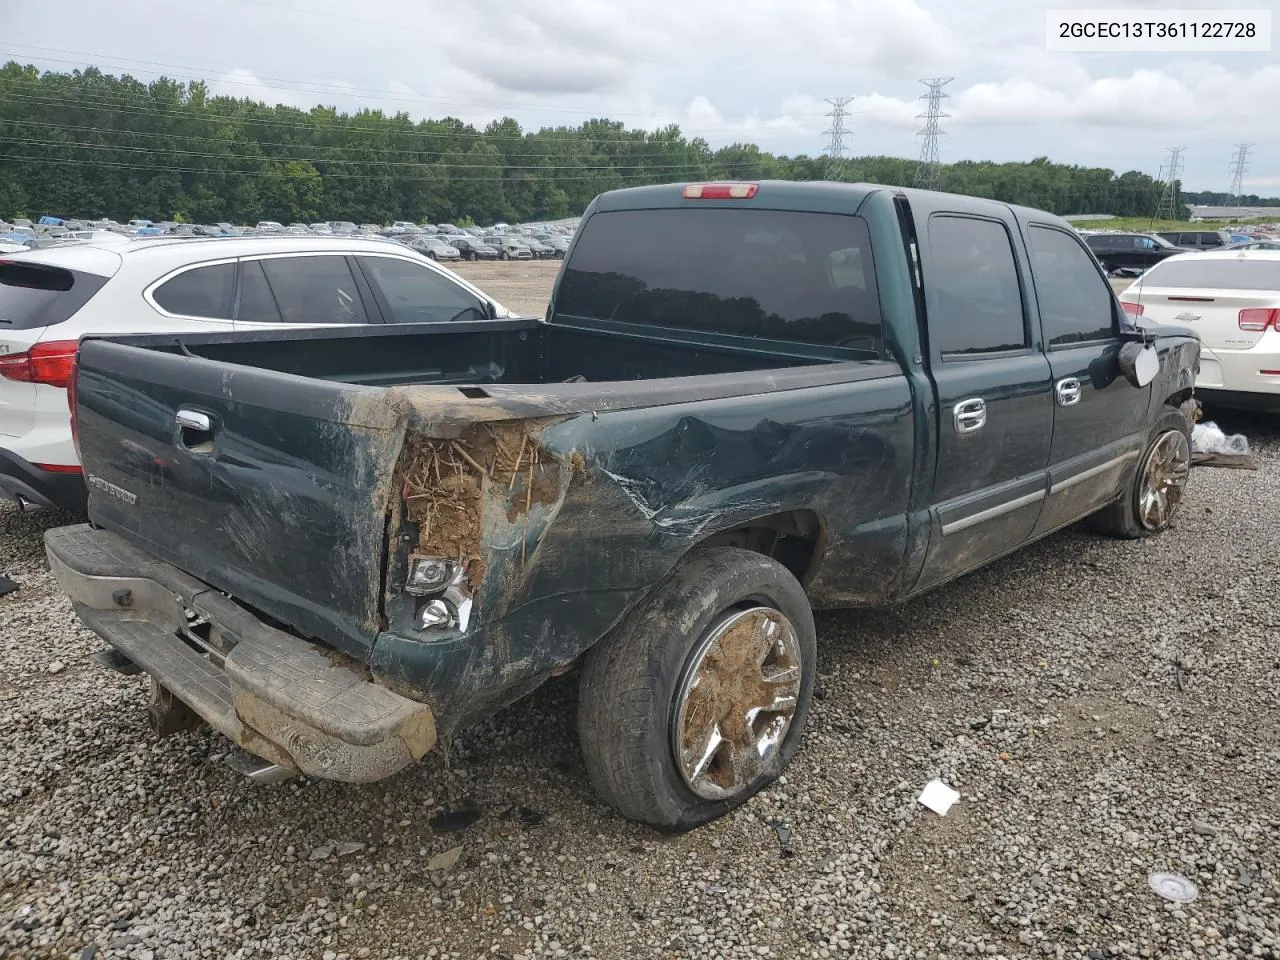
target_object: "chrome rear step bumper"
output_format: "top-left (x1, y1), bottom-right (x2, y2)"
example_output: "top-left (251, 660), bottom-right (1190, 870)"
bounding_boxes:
top-left (44, 524), bottom-right (436, 783)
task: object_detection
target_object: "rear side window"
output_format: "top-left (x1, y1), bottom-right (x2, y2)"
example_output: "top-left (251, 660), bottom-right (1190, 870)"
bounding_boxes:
top-left (356, 256), bottom-right (486, 323)
top-left (257, 256), bottom-right (368, 325)
top-left (0, 262), bottom-right (108, 330)
top-left (1142, 258), bottom-right (1280, 290)
top-left (926, 216), bottom-right (1027, 355)
top-left (555, 209), bottom-right (884, 357)
top-left (152, 263), bottom-right (234, 320)
top-left (1027, 226), bottom-right (1115, 346)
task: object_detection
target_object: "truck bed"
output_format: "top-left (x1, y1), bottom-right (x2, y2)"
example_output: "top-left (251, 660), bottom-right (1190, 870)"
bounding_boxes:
top-left (129, 317), bottom-right (841, 388)
top-left (72, 318), bottom-right (904, 690)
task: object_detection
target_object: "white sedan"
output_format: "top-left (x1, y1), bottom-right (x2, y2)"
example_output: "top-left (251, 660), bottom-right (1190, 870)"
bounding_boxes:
top-left (1118, 250), bottom-right (1280, 410)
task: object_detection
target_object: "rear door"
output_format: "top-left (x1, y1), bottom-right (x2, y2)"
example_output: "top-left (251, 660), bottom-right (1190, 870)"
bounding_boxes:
top-left (910, 204), bottom-right (1053, 590)
top-left (232, 253), bottom-right (380, 330)
top-left (1021, 222), bottom-right (1150, 534)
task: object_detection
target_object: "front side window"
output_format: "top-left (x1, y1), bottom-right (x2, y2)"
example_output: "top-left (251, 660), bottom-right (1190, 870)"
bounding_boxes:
top-left (1027, 226), bottom-right (1115, 346)
top-left (926, 216), bottom-right (1027, 355)
top-left (152, 263), bottom-right (234, 320)
top-left (356, 256), bottom-right (487, 324)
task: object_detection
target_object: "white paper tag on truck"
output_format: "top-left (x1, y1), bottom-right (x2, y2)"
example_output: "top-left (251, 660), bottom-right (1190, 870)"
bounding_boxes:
top-left (1046, 9), bottom-right (1271, 51)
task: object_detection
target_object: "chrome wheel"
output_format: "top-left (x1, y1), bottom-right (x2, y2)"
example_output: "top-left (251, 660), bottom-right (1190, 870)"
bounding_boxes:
top-left (1138, 429), bottom-right (1190, 530)
top-left (672, 606), bottom-right (803, 801)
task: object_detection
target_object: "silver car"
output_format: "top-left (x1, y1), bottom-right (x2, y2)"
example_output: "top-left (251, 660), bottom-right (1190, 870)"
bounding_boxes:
top-left (409, 238), bottom-right (461, 261)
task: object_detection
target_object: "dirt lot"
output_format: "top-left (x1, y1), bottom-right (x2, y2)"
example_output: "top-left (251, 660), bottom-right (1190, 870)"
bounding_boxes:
top-left (451, 260), bottom-right (561, 317)
top-left (1, 264), bottom-right (1277, 960)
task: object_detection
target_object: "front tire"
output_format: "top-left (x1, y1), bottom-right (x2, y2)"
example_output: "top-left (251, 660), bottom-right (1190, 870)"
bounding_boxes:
top-left (500, 250), bottom-right (511, 261)
top-left (577, 547), bottom-right (816, 832)
top-left (1089, 409), bottom-right (1192, 539)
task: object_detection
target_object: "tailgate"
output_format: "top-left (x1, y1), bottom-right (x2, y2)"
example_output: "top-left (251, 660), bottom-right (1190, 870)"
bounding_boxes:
top-left (73, 338), bottom-right (404, 657)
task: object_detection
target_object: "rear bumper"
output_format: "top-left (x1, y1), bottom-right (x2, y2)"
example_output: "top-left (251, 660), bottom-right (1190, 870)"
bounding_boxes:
top-left (44, 524), bottom-right (436, 782)
top-left (0, 448), bottom-right (87, 512)
top-left (1197, 339), bottom-right (1280, 398)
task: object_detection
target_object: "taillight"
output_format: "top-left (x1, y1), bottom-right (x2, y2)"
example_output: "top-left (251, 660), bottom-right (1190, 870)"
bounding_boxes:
top-left (67, 363), bottom-right (82, 457)
top-left (1238, 308), bottom-right (1280, 332)
top-left (1121, 301), bottom-right (1144, 317)
top-left (0, 339), bottom-right (79, 388)
top-left (683, 183), bottom-right (759, 199)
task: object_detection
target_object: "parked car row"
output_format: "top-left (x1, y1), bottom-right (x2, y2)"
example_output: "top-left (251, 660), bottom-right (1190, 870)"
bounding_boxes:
top-left (0, 215), bottom-right (581, 251)
top-left (1080, 228), bottom-right (1280, 277)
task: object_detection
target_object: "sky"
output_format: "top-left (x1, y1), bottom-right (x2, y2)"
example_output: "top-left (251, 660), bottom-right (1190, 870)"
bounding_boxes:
top-left (3, 0), bottom-right (1279, 196)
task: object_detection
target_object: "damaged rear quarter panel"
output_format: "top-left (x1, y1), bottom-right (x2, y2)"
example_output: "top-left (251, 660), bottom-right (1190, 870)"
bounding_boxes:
top-left (369, 370), bottom-right (916, 729)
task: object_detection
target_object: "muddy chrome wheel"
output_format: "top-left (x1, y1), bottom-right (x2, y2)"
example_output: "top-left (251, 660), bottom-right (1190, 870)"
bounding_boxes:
top-left (673, 606), bottom-right (803, 801)
top-left (1138, 429), bottom-right (1190, 530)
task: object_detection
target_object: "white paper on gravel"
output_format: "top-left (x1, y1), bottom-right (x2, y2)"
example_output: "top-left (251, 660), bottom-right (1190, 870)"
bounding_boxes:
top-left (918, 779), bottom-right (960, 816)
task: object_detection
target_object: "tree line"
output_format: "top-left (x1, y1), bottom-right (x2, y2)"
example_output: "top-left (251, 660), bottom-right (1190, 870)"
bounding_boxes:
top-left (1182, 190), bottom-right (1280, 208)
top-left (1, 62), bottom-right (1189, 225)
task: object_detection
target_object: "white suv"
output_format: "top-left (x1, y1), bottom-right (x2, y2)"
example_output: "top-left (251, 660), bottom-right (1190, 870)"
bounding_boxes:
top-left (0, 235), bottom-right (513, 511)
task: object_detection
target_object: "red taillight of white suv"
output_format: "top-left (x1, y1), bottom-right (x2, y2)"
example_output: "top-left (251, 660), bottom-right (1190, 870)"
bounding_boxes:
top-left (0, 339), bottom-right (80, 388)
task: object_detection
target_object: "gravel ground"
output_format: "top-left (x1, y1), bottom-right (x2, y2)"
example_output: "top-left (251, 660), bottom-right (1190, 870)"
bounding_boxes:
top-left (1, 264), bottom-right (1276, 959)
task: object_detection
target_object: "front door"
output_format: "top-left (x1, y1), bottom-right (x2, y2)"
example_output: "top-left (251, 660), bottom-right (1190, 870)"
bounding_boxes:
top-left (1020, 222), bottom-right (1152, 535)
top-left (910, 208), bottom-right (1053, 591)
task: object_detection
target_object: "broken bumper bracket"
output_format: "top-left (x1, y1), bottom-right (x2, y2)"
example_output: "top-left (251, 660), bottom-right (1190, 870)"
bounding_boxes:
top-left (44, 524), bottom-right (436, 783)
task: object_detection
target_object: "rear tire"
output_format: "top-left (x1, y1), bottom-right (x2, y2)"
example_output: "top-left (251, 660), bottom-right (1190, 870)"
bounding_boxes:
top-left (577, 547), bottom-right (816, 832)
top-left (1089, 409), bottom-right (1192, 539)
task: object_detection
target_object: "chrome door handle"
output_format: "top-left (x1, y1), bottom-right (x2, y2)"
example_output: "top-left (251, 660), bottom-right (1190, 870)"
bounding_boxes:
top-left (953, 398), bottom-right (987, 434)
top-left (1055, 377), bottom-right (1082, 407)
top-left (175, 409), bottom-right (212, 431)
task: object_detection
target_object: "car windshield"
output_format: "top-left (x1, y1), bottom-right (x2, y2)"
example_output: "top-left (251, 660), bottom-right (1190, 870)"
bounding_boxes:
top-left (1151, 234), bottom-right (1178, 249)
top-left (1142, 258), bottom-right (1280, 290)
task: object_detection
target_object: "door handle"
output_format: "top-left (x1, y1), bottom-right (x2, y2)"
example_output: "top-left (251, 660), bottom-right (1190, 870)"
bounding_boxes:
top-left (1055, 377), bottom-right (1082, 407)
top-left (953, 398), bottom-right (986, 434)
top-left (176, 408), bottom-right (216, 450)
top-left (175, 409), bottom-right (212, 432)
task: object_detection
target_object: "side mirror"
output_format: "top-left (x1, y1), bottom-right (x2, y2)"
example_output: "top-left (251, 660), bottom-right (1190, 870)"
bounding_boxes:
top-left (1118, 341), bottom-right (1159, 388)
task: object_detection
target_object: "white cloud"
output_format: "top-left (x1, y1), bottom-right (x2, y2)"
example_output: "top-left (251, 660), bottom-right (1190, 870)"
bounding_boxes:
top-left (952, 65), bottom-right (1280, 129)
top-left (4, 0), bottom-right (1279, 193)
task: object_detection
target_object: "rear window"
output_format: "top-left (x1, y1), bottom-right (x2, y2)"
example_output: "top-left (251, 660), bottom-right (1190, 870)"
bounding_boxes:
top-left (0, 262), bottom-right (108, 330)
top-left (555, 209), bottom-right (884, 357)
top-left (1143, 258), bottom-right (1280, 290)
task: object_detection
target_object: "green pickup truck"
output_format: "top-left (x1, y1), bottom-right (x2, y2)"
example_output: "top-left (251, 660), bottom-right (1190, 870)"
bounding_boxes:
top-left (45, 181), bottom-right (1200, 831)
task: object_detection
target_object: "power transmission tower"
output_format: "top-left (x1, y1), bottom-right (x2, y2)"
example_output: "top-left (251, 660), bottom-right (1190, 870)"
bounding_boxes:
top-left (1228, 143), bottom-right (1253, 206)
top-left (912, 78), bottom-right (953, 190)
top-left (823, 97), bottom-right (853, 181)
top-left (1153, 146), bottom-right (1185, 221)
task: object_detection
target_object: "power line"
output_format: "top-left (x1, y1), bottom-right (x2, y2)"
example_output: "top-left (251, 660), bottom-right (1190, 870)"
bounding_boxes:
top-left (0, 136), bottom-right (737, 172)
top-left (1153, 146), bottom-right (1184, 220)
top-left (1228, 143), bottom-right (1253, 206)
top-left (912, 78), bottom-right (952, 190)
top-left (0, 152), bottom-right (765, 183)
top-left (823, 97), bottom-right (853, 181)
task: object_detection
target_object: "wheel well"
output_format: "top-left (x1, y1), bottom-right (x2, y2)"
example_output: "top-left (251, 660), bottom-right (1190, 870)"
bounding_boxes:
top-left (699, 510), bottom-right (825, 585)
